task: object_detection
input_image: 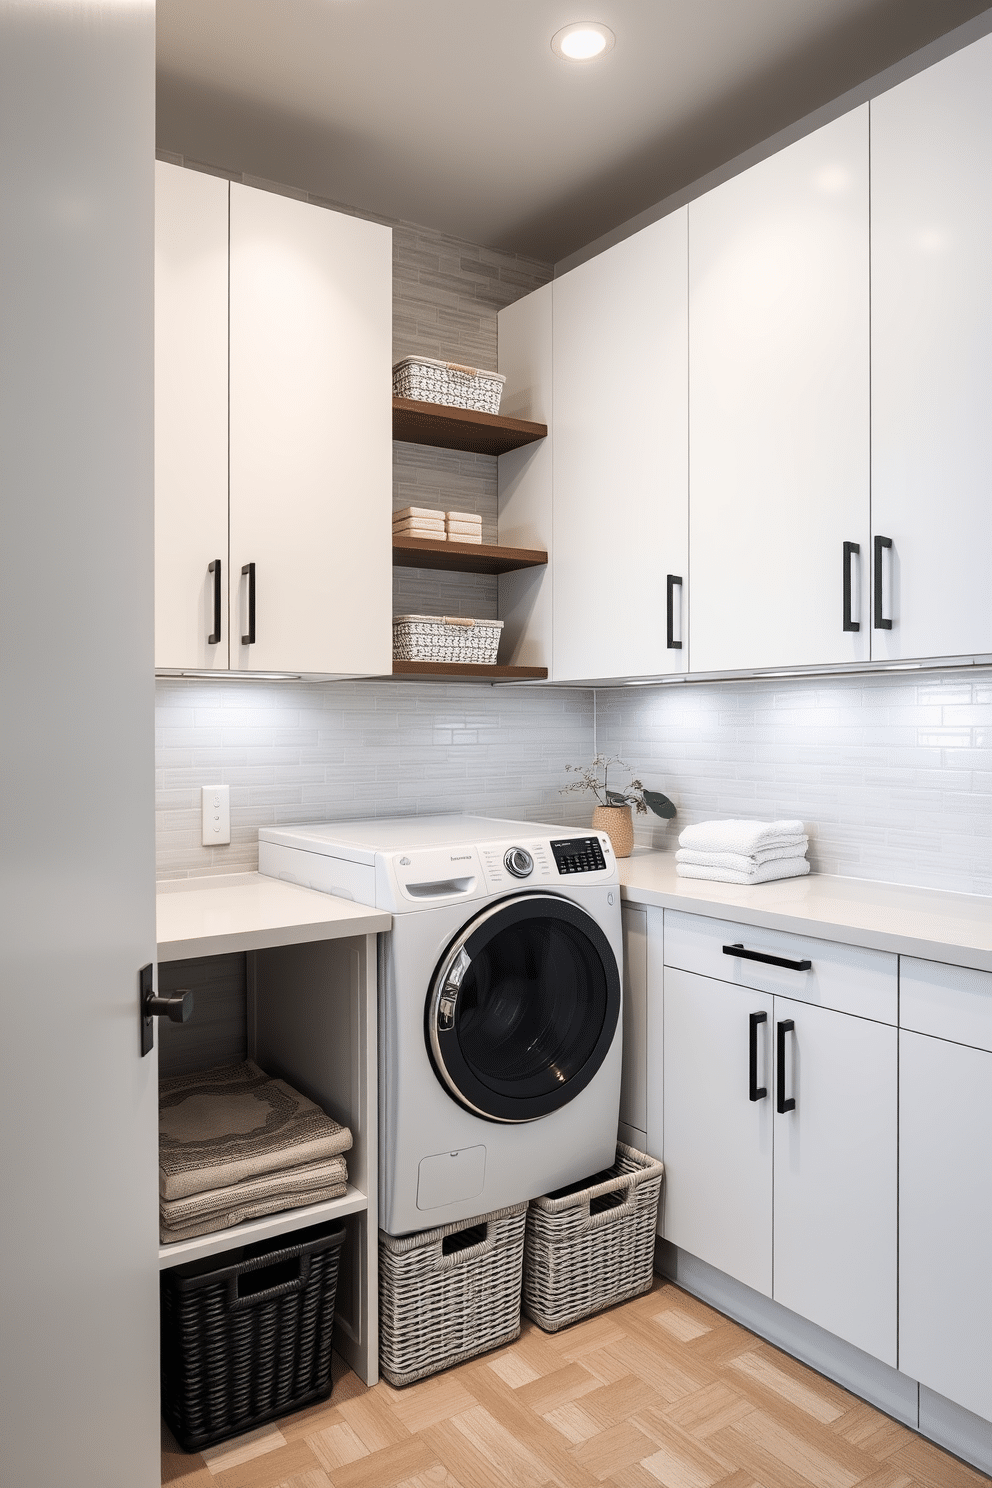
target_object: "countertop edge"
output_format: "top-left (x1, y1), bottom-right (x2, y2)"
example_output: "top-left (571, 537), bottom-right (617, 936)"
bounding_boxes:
top-left (619, 864), bottom-right (992, 974)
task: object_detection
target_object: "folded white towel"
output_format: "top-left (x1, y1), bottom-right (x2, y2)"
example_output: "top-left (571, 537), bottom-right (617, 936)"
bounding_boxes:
top-left (676, 856), bottom-right (811, 886)
top-left (445, 531), bottom-right (482, 543)
top-left (678, 819), bottom-right (806, 856)
top-left (394, 524), bottom-right (446, 538)
top-left (446, 510), bottom-right (482, 525)
top-left (394, 517), bottom-right (445, 530)
top-left (447, 522), bottom-right (484, 535)
top-left (676, 840), bottom-right (809, 872)
top-left (395, 505), bottom-right (444, 521)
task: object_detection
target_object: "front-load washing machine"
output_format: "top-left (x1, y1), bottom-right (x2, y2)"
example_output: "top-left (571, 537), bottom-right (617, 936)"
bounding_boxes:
top-left (258, 815), bottom-right (623, 1235)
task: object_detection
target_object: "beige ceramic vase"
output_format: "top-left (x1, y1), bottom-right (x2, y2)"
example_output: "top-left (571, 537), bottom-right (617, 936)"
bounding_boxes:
top-left (592, 804), bottom-right (634, 859)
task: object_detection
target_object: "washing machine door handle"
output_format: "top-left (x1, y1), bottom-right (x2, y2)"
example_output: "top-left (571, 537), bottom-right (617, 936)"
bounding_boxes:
top-left (444, 946), bottom-right (472, 991)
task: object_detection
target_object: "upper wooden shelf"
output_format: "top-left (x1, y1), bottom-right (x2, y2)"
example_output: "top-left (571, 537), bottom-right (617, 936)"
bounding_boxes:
top-left (392, 536), bottom-right (547, 576)
top-left (392, 397), bottom-right (547, 456)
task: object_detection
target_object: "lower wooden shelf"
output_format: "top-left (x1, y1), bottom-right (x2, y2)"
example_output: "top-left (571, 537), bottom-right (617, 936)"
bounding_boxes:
top-left (391, 660), bottom-right (548, 680)
top-left (157, 1184), bottom-right (368, 1269)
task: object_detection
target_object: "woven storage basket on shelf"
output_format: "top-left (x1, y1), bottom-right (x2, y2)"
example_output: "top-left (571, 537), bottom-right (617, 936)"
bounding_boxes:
top-left (379, 1204), bottom-right (526, 1386)
top-left (393, 356), bottom-right (506, 415)
top-left (160, 1219), bottom-right (345, 1451)
top-left (523, 1144), bottom-right (664, 1333)
top-left (393, 615), bottom-right (504, 666)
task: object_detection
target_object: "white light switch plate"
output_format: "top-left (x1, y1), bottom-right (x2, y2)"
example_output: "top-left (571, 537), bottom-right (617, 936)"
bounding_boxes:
top-left (201, 784), bottom-right (230, 846)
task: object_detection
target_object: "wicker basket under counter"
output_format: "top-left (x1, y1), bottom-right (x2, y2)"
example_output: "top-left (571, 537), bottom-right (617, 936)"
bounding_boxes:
top-left (378, 1204), bottom-right (526, 1385)
top-left (523, 1144), bottom-right (664, 1333)
top-left (393, 614), bottom-right (504, 666)
top-left (393, 356), bottom-right (506, 415)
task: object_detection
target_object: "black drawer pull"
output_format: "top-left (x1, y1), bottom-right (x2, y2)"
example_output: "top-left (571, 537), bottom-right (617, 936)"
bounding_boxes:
top-left (241, 562), bottom-right (255, 646)
top-left (666, 574), bottom-right (683, 650)
top-left (723, 943), bottom-right (812, 973)
top-left (777, 1018), bottom-right (796, 1113)
top-left (874, 535), bottom-right (893, 630)
top-left (842, 541), bottom-right (860, 632)
top-left (749, 1011), bottom-right (767, 1102)
top-left (207, 558), bottom-right (222, 645)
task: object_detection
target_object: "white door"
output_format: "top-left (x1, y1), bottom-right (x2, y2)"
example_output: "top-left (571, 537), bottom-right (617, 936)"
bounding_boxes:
top-left (772, 999), bottom-right (897, 1365)
top-left (870, 34), bottom-right (992, 661)
top-left (154, 163), bottom-right (231, 670)
top-left (1, 4), bottom-right (159, 1484)
top-left (689, 107), bottom-right (871, 673)
top-left (900, 1031), bottom-right (992, 1420)
top-left (663, 969), bottom-right (774, 1295)
top-left (229, 184), bottom-right (393, 676)
top-left (552, 209), bottom-right (688, 682)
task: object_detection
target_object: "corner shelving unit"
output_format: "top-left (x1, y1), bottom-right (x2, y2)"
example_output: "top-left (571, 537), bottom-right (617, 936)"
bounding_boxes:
top-left (391, 396), bottom-right (549, 680)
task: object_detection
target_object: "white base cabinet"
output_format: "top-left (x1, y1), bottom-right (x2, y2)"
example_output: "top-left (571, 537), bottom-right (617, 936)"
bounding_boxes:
top-left (899, 957), bottom-right (992, 1422)
top-left (657, 911), bottom-right (898, 1366)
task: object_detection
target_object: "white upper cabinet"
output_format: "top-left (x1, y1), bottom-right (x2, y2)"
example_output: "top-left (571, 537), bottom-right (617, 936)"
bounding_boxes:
top-left (552, 209), bottom-right (689, 682)
top-left (870, 34), bottom-right (992, 661)
top-left (229, 184), bottom-right (392, 676)
top-left (688, 108), bottom-right (871, 673)
top-left (154, 163), bottom-right (230, 670)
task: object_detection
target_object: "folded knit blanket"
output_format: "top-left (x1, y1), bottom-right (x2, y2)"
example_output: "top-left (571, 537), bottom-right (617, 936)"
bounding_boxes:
top-left (159, 1153), bottom-right (349, 1244)
top-left (159, 1061), bottom-right (352, 1202)
top-left (678, 819), bottom-right (806, 856)
top-left (676, 840), bottom-right (809, 872)
top-left (676, 856), bottom-right (811, 886)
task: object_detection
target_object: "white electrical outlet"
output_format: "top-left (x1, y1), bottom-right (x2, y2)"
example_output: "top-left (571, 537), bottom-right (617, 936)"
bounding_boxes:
top-left (201, 784), bottom-right (231, 846)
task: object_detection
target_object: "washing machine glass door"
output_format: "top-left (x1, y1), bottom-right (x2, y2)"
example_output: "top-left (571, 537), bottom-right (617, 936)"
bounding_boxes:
top-left (427, 893), bottom-right (620, 1123)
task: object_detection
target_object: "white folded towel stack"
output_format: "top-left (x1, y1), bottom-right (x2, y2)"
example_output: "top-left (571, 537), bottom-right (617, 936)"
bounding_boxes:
top-left (393, 504), bottom-right (446, 541)
top-left (675, 819), bottom-right (810, 885)
top-left (446, 509), bottom-right (483, 544)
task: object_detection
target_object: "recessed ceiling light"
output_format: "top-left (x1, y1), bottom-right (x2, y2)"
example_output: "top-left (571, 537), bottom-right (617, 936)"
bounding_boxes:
top-left (551, 21), bottom-right (616, 62)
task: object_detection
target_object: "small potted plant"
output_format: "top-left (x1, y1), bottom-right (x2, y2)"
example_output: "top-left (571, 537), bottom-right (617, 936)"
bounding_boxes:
top-left (560, 755), bottom-right (676, 859)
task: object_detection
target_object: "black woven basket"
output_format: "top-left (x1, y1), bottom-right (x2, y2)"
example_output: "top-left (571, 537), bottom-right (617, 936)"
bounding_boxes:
top-left (161, 1219), bottom-right (346, 1451)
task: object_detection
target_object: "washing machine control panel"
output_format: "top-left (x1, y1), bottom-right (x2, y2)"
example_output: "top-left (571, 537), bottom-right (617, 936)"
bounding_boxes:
top-left (550, 837), bottom-right (607, 874)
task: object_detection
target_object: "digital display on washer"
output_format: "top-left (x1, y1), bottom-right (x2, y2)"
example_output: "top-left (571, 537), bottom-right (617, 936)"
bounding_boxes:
top-left (551, 837), bottom-right (607, 874)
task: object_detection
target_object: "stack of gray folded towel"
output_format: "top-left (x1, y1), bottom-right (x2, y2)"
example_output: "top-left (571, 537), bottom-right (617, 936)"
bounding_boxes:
top-left (676, 819), bottom-right (810, 885)
top-left (159, 1061), bottom-right (352, 1244)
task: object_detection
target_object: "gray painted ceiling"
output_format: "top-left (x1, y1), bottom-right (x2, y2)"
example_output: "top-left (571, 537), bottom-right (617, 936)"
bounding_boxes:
top-left (157, 0), bottom-right (991, 263)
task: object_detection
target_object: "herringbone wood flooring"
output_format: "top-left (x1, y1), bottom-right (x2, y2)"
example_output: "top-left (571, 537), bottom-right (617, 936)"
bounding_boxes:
top-left (161, 1278), bottom-right (991, 1488)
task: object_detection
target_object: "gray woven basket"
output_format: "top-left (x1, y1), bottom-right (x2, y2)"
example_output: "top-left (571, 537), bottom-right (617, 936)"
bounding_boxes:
top-left (523, 1144), bottom-right (664, 1333)
top-left (379, 1203), bottom-right (526, 1386)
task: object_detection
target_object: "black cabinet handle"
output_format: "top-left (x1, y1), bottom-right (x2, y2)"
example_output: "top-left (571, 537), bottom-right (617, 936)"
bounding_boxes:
top-left (208, 558), bottom-right (222, 645)
top-left (777, 1018), bottom-right (796, 1113)
top-left (241, 562), bottom-right (255, 646)
top-left (749, 1011), bottom-right (768, 1102)
top-left (842, 541), bottom-right (860, 632)
top-left (139, 962), bottom-right (194, 1058)
top-left (874, 535), bottom-right (893, 630)
top-left (666, 574), bottom-right (683, 650)
top-left (723, 943), bottom-right (812, 973)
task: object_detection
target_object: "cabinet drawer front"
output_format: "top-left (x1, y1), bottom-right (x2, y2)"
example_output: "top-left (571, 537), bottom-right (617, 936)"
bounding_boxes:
top-left (900, 957), bottom-right (992, 1050)
top-left (663, 910), bottom-right (897, 1024)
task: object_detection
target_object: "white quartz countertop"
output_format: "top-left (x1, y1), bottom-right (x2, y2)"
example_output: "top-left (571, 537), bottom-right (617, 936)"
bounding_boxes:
top-left (157, 872), bottom-right (390, 962)
top-left (619, 851), bottom-right (992, 973)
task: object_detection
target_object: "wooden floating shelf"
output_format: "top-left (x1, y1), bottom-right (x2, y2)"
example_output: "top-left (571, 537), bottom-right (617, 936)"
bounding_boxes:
top-left (391, 660), bottom-right (548, 681)
top-left (392, 397), bottom-right (547, 456)
top-left (392, 536), bottom-right (547, 576)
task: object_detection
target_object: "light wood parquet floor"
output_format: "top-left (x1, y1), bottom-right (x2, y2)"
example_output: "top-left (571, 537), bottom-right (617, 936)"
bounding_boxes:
top-left (161, 1278), bottom-right (991, 1488)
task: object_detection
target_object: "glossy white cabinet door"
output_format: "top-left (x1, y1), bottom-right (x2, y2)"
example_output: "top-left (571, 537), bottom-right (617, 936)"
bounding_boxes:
top-left (901, 1030), bottom-right (992, 1421)
top-left (497, 283), bottom-right (552, 670)
top-left (689, 108), bottom-right (870, 672)
top-left (154, 163), bottom-right (230, 670)
top-left (552, 209), bottom-right (688, 682)
top-left (663, 969), bottom-right (774, 1295)
top-left (870, 34), bottom-right (992, 661)
top-left (772, 998), bottom-right (897, 1365)
top-left (229, 185), bottom-right (392, 675)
